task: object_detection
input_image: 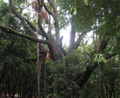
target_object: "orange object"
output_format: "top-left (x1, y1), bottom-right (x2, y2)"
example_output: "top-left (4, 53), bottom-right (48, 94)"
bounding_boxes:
top-left (42, 6), bottom-right (47, 19)
top-left (35, 54), bottom-right (46, 73)
top-left (46, 51), bottom-right (51, 61)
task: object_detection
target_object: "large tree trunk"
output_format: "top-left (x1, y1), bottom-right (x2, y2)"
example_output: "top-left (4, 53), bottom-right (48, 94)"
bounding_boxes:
top-left (68, 25), bottom-right (76, 52)
top-left (47, 34), bottom-right (63, 60)
top-left (76, 64), bottom-right (97, 88)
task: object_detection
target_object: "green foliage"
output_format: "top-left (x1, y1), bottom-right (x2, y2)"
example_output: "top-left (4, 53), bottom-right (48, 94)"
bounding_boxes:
top-left (12, 0), bottom-right (29, 6)
top-left (0, 27), bottom-right (37, 97)
top-left (0, 0), bottom-right (120, 98)
top-left (77, 56), bottom-right (120, 98)
top-left (46, 50), bottom-right (88, 97)
top-left (0, 3), bottom-right (9, 24)
top-left (0, 0), bottom-right (3, 4)
top-left (58, 0), bottom-right (120, 37)
top-left (93, 54), bottom-right (107, 63)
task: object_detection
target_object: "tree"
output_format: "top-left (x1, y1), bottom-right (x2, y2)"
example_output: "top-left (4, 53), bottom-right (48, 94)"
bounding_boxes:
top-left (0, 32), bottom-right (37, 97)
top-left (0, 0), bottom-right (120, 97)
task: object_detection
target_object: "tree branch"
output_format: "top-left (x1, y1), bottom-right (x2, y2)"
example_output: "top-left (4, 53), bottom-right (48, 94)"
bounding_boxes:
top-left (76, 52), bottom-right (117, 88)
top-left (0, 25), bottom-right (48, 44)
top-left (41, 0), bottom-right (55, 20)
top-left (68, 25), bottom-right (76, 52)
top-left (75, 33), bottom-right (85, 49)
top-left (46, 16), bottom-right (52, 35)
top-left (97, 32), bottom-right (109, 53)
top-left (38, 18), bottom-right (48, 39)
top-left (26, 19), bottom-right (43, 36)
top-left (75, 33), bottom-right (116, 88)
top-left (45, 0), bottom-right (60, 43)
top-left (9, 0), bottom-right (45, 38)
top-left (9, 0), bottom-right (36, 36)
top-left (105, 53), bottom-right (117, 59)
top-left (76, 64), bottom-right (96, 88)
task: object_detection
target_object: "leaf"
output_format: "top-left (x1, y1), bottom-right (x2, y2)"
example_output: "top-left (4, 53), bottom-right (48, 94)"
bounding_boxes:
top-left (84, 0), bottom-right (88, 6)
top-left (0, 0), bottom-right (3, 4)
top-left (73, 7), bottom-right (77, 15)
top-left (93, 54), bottom-right (107, 63)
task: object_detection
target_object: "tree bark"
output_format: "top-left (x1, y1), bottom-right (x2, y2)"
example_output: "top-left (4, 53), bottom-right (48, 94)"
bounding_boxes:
top-left (47, 34), bottom-right (63, 60)
top-left (75, 37), bottom-right (116, 88)
top-left (44, 63), bottom-right (47, 98)
top-left (68, 25), bottom-right (76, 52)
top-left (48, 1), bottom-right (60, 43)
top-left (76, 63), bottom-right (97, 88)
top-left (98, 63), bottom-right (101, 98)
top-left (101, 64), bottom-right (105, 98)
top-left (36, 12), bottom-right (41, 98)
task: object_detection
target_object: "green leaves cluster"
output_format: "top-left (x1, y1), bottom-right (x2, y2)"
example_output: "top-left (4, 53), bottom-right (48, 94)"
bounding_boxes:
top-left (93, 53), bottom-right (107, 63)
top-left (46, 49), bottom-right (88, 97)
